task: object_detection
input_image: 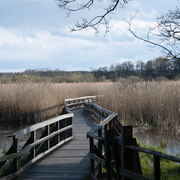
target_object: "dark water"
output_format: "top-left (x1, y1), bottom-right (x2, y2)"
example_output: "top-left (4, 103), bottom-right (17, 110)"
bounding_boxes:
top-left (134, 127), bottom-right (180, 157)
top-left (0, 122), bottom-right (32, 156)
top-left (1, 123), bottom-right (180, 157)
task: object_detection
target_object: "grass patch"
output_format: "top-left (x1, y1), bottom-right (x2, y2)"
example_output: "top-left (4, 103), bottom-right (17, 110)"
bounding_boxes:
top-left (137, 139), bottom-right (180, 180)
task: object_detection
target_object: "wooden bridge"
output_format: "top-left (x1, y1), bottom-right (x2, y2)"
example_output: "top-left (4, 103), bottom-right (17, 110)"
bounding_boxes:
top-left (1, 96), bottom-right (180, 180)
top-left (19, 108), bottom-right (96, 180)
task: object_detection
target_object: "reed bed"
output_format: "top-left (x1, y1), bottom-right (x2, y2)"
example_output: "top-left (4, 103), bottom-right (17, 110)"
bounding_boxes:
top-left (96, 81), bottom-right (180, 128)
top-left (0, 82), bottom-right (105, 124)
top-left (0, 81), bottom-right (180, 128)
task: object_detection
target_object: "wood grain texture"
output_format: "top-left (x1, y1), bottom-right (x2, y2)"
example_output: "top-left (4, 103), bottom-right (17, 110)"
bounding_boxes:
top-left (20, 109), bottom-right (97, 180)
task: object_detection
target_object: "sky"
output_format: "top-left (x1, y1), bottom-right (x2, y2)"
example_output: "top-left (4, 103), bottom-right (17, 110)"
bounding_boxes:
top-left (0, 0), bottom-right (179, 72)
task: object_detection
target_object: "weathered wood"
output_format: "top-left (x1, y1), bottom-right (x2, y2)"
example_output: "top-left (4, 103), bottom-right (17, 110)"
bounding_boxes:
top-left (109, 128), bottom-right (121, 180)
top-left (20, 109), bottom-right (96, 180)
top-left (98, 129), bottom-right (103, 177)
top-left (0, 125), bottom-right (73, 162)
top-left (124, 145), bottom-right (180, 163)
top-left (87, 113), bottom-right (118, 139)
top-left (84, 100), bottom-right (114, 115)
top-left (132, 138), bottom-right (142, 175)
top-left (154, 156), bottom-right (160, 180)
top-left (30, 131), bottom-right (36, 160)
top-left (105, 130), bottom-right (111, 180)
top-left (89, 153), bottom-right (105, 166)
top-left (90, 137), bottom-right (95, 176)
top-left (7, 113), bottom-right (73, 139)
top-left (13, 136), bottom-right (18, 173)
top-left (121, 126), bottom-right (133, 180)
top-left (1, 96), bottom-right (99, 180)
top-left (119, 168), bottom-right (152, 180)
top-left (65, 95), bottom-right (98, 102)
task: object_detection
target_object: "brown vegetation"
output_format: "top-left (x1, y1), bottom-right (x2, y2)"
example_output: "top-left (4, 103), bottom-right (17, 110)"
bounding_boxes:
top-left (96, 81), bottom-right (180, 128)
top-left (0, 82), bottom-right (102, 124)
top-left (0, 81), bottom-right (180, 129)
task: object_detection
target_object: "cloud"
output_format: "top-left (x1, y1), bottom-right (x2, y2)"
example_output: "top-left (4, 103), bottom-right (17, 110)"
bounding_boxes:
top-left (0, 0), bottom-right (179, 72)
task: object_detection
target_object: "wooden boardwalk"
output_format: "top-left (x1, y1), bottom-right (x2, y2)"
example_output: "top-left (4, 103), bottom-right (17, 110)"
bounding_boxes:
top-left (20, 108), bottom-right (97, 180)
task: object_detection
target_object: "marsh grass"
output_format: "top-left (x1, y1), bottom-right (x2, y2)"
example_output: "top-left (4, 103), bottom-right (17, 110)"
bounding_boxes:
top-left (1, 81), bottom-right (180, 128)
top-left (0, 82), bottom-right (104, 125)
top-left (96, 81), bottom-right (180, 128)
top-left (137, 139), bottom-right (180, 180)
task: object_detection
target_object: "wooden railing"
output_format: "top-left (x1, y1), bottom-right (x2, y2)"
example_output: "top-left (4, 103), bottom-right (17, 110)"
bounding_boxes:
top-left (85, 101), bottom-right (180, 180)
top-left (84, 100), bottom-right (122, 179)
top-left (0, 96), bottom-right (98, 180)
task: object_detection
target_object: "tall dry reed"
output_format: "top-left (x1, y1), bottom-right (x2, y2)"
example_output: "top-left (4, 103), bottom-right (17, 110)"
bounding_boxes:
top-left (96, 81), bottom-right (180, 127)
top-left (0, 82), bottom-right (105, 124)
top-left (1, 81), bottom-right (180, 128)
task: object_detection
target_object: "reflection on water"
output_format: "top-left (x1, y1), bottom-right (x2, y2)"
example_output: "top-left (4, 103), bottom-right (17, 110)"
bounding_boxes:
top-left (134, 127), bottom-right (180, 157)
top-left (1, 122), bottom-right (180, 158)
top-left (0, 121), bottom-right (34, 156)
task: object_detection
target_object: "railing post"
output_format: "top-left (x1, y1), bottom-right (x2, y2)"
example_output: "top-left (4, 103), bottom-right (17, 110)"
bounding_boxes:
top-left (31, 130), bottom-right (36, 159)
top-left (121, 126), bottom-right (133, 180)
top-left (90, 137), bottom-right (95, 176)
top-left (56, 121), bottom-right (60, 143)
top-left (65, 118), bottom-right (67, 139)
top-left (98, 129), bottom-right (103, 177)
top-left (13, 135), bottom-right (18, 173)
top-left (105, 130), bottom-right (111, 179)
top-left (154, 155), bottom-right (160, 180)
top-left (47, 125), bottom-right (50, 150)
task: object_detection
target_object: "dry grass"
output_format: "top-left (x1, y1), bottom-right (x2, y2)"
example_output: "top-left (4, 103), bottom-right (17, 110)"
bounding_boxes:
top-left (96, 81), bottom-right (180, 128)
top-left (0, 81), bottom-right (180, 128)
top-left (0, 82), bottom-right (104, 124)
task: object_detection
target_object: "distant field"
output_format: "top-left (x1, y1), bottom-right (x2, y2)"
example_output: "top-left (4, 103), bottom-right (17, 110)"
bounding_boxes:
top-left (0, 81), bottom-right (180, 128)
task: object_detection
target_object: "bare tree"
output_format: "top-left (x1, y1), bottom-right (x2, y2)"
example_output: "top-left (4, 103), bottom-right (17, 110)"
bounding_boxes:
top-left (126, 6), bottom-right (180, 59)
top-left (55, 0), bottom-right (131, 34)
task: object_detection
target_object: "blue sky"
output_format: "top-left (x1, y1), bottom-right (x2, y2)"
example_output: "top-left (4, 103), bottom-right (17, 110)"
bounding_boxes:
top-left (0, 0), bottom-right (179, 72)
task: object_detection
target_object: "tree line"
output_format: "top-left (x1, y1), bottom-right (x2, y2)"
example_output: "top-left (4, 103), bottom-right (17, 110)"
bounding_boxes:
top-left (0, 57), bottom-right (180, 83)
top-left (92, 57), bottom-right (180, 81)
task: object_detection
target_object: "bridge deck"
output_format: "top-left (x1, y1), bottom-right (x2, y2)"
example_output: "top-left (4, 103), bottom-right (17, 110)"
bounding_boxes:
top-left (20, 109), bottom-right (96, 180)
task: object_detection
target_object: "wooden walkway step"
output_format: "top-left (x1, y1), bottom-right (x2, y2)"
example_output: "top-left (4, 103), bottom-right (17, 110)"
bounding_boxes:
top-left (20, 109), bottom-right (97, 180)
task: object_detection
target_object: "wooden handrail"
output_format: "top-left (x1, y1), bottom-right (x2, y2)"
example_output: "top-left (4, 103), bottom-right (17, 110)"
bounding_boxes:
top-left (84, 100), bottom-right (121, 179)
top-left (0, 95), bottom-right (99, 180)
top-left (7, 113), bottom-right (73, 139)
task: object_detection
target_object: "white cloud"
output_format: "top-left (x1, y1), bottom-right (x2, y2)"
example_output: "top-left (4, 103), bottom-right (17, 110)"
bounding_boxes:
top-left (0, 0), bottom-right (179, 72)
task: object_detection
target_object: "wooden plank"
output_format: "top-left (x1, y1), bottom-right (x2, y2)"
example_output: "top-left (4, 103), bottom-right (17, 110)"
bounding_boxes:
top-left (0, 125), bottom-right (73, 162)
top-left (84, 106), bottom-right (104, 122)
top-left (89, 153), bottom-right (105, 166)
top-left (124, 145), bottom-right (180, 163)
top-left (87, 113), bottom-right (118, 140)
top-left (119, 168), bottom-right (152, 180)
top-left (64, 95), bottom-right (99, 102)
top-left (105, 130), bottom-right (111, 180)
top-left (154, 156), bottom-right (160, 180)
top-left (7, 113), bottom-right (73, 139)
top-left (84, 100), bottom-right (114, 115)
top-left (19, 108), bottom-right (96, 180)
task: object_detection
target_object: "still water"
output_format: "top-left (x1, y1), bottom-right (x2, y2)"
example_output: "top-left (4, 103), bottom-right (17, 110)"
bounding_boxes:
top-left (134, 127), bottom-right (180, 157)
top-left (1, 123), bottom-right (180, 157)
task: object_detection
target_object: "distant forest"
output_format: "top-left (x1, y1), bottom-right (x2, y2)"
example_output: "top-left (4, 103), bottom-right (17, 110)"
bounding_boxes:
top-left (1, 57), bottom-right (180, 83)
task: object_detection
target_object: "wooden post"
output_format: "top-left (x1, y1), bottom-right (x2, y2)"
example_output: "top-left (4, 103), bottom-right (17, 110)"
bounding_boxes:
top-left (65, 118), bottom-right (67, 139)
top-left (105, 130), bottom-right (111, 180)
top-left (154, 155), bottom-right (160, 180)
top-left (56, 121), bottom-right (60, 143)
top-left (109, 128), bottom-right (121, 180)
top-left (31, 130), bottom-right (36, 159)
top-left (90, 137), bottom-right (95, 176)
top-left (13, 135), bottom-right (18, 173)
top-left (98, 129), bottom-right (102, 177)
top-left (46, 125), bottom-right (50, 150)
top-left (121, 126), bottom-right (133, 180)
